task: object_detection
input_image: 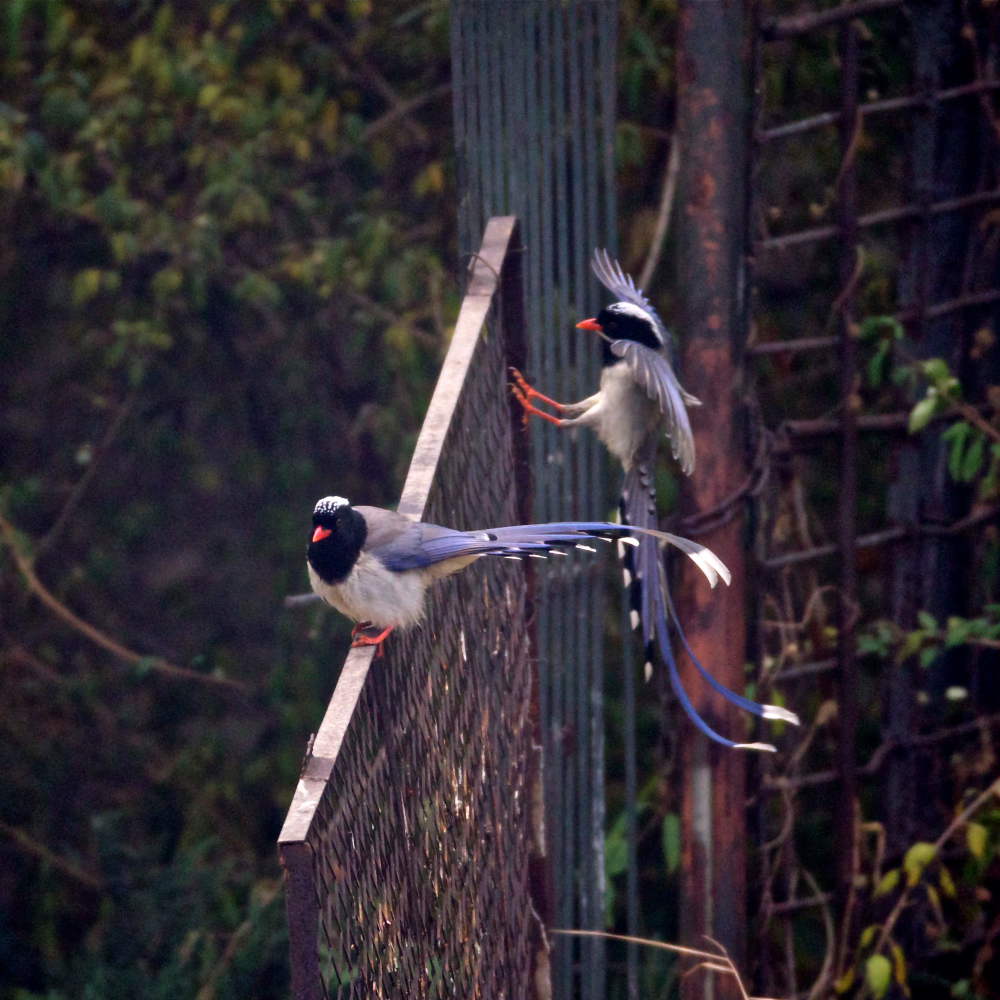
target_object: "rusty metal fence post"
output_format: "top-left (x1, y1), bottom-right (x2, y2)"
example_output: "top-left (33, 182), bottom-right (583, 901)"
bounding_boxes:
top-left (277, 217), bottom-right (549, 999)
top-left (675, 3), bottom-right (752, 994)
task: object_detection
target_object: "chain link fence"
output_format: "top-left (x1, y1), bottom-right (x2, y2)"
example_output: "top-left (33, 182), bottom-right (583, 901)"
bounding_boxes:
top-left (277, 218), bottom-right (548, 999)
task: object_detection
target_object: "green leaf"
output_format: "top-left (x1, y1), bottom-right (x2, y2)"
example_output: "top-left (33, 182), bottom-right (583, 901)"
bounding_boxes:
top-left (605, 810), bottom-right (630, 878)
top-left (858, 315), bottom-right (905, 342)
top-left (151, 266), bottom-right (183, 300)
top-left (897, 630), bottom-right (925, 663)
top-left (72, 267), bottom-right (103, 305)
top-left (967, 821), bottom-right (988, 860)
top-left (605, 833), bottom-right (627, 879)
top-left (890, 944), bottom-right (908, 990)
top-left (909, 395), bottom-right (940, 433)
top-left (866, 954), bottom-right (892, 1000)
top-left (903, 841), bottom-right (937, 886)
top-left (921, 357), bottom-right (951, 384)
top-left (917, 611), bottom-right (938, 632)
top-left (938, 864), bottom-right (956, 898)
top-left (945, 616), bottom-right (974, 648)
top-left (662, 812), bottom-right (680, 875)
top-left (834, 967), bottom-right (855, 994)
top-left (873, 867), bottom-right (900, 898)
top-left (867, 341), bottom-right (890, 388)
top-left (960, 431), bottom-right (985, 482)
top-left (919, 646), bottom-right (939, 669)
top-left (860, 924), bottom-right (879, 948)
top-left (943, 422), bottom-right (971, 480)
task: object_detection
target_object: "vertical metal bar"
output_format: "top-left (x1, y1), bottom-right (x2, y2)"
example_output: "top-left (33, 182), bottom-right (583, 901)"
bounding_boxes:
top-left (550, 7), bottom-right (579, 993)
top-left (835, 19), bottom-right (860, 916)
top-left (280, 841), bottom-right (325, 1000)
top-left (592, 0), bottom-right (632, 990)
top-left (449, 9), bottom-right (618, 996)
top-left (488, 4), bottom-right (505, 213)
top-left (535, 5), bottom-right (573, 993)
top-left (675, 2), bottom-right (750, 997)
top-left (582, 6), bottom-right (609, 995)
top-left (566, 7), bottom-right (598, 994)
top-left (449, 2), bottom-right (469, 256)
top-left (464, 2), bottom-right (483, 250)
top-left (503, 218), bottom-right (553, 998)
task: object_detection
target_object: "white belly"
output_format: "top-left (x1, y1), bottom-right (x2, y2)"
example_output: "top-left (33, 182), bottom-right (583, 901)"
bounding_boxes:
top-left (592, 365), bottom-right (659, 465)
top-left (308, 553), bottom-right (427, 629)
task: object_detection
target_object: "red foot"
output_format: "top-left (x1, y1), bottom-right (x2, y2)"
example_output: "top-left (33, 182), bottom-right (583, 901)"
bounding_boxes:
top-left (509, 370), bottom-right (567, 429)
top-left (350, 624), bottom-right (394, 657)
top-left (349, 621), bottom-right (371, 640)
top-left (511, 385), bottom-right (566, 428)
top-left (509, 367), bottom-right (567, 411)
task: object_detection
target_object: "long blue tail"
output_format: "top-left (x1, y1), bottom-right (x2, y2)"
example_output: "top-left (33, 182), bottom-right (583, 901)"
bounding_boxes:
top-left (620, 461), bottom-right (798, 749)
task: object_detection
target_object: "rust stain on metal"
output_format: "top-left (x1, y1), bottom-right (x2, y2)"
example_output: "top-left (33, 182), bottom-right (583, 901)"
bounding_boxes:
top-left (692, 170), bottom-right (717, 208)
top-left (676, 2), bottom-right (750, 992)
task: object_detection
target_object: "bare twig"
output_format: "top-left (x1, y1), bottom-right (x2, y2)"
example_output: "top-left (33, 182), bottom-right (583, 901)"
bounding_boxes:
top-left (195, 880), bottom-right (282, 1000)
top-left (873, 777), bottom-right (1000, 956)
top-left (551, 929), bottom-right (782, 1000)
top-left (802, 868), bottom-right (836, 1000)
top-left (36, 387), bottom-right (138, 558)
top-left (638, 136), bottom-right (681, 291)
top-left (0, 513), bottom-right (248, 693)
top-left (0, 819), bottom-right (102, 890)
top-left (359, 83), bottom-right (452, 146)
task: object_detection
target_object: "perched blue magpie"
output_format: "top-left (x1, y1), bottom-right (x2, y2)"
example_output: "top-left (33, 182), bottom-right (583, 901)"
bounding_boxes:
top-left (512, 248), bottom-right (798, 751)
top-left (305, 494), bottom-right (734, 659)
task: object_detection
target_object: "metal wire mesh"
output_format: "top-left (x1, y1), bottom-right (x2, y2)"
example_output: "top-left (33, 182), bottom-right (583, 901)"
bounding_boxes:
top-left (278, 218), bottom-right (543, 999)
top-left (451, 4), bottom-right (619, 997)
top-left (746, 1), bottom-right (1000, 992)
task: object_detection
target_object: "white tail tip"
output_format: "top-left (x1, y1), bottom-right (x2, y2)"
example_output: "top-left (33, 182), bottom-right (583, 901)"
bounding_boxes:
top-left (762, 706), bottom-right (800, 725)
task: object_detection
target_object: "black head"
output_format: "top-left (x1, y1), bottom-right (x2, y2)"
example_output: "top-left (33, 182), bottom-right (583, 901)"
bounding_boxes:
top-left (307, 495), bottom-right (368, 585)
top-left (578, 301), bottom-right (664, 365)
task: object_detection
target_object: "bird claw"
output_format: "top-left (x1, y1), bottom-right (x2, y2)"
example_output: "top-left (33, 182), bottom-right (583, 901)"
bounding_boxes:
top-left (508, 369), bottom-right (566, 429)
top-left (508, 367), bottom-right (567, 411)
top-left (350, 624), bottom-right (394, 657)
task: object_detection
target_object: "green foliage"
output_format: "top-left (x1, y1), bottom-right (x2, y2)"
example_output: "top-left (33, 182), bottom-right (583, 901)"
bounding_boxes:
top-left (863, 599), bottom-right (1000, 676)
top-left (833, 783), bottom-right (1000, 1000)
top-left (0, 1), bottom-right (455, 996)
top-left (865, 953), bottom-right (892, 999)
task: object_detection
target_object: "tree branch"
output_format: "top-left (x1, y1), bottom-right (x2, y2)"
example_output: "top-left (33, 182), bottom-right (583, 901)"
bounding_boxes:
top-left (638, 136), bottom-right (680, 292)
top-left (874, 777), bottom-right (1000, 956)
top-left (0, 819), bottom-right (102, 890)
top-left (36, 387), bottom-right (137, 558)
top-left (0, 513), bottom-right (248, 693)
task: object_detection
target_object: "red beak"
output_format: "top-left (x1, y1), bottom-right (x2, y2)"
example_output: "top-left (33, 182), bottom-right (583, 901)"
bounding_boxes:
top-left (576, 318), bottom-right (603, 333)
top-left (312, 525), bottom-right (332, 543)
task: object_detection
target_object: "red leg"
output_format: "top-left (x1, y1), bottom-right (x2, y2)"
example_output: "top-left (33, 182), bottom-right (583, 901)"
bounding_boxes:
top-left (509, 367), bottom-right (567, 411)
top-left (350, 624), bottom-right (394, 657)
top-left (350, 621), bottom-right (372, 640)
top-left (511, 383), bottom-right (566, 429)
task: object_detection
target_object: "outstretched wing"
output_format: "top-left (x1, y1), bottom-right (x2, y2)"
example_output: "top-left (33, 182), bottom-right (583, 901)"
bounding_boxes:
top-left (591, 248), bottom-right (669, 342)
top-left (609, 339), bottom-right (699, 476)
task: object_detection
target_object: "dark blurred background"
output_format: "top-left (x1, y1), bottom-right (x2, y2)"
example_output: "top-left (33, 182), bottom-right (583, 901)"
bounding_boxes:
top-left (3, 2), bottom-right (1000, 998)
